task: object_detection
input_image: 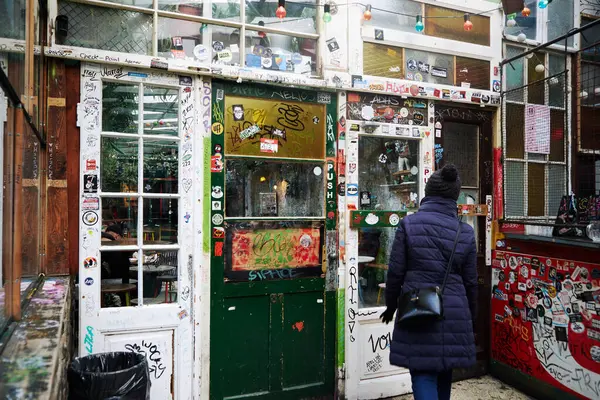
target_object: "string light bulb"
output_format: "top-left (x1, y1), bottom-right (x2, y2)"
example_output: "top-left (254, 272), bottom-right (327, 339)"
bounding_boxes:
top-left (463, 14), bottom-right (473, 31)
top-left (323, 4), bottom-right (332, 23)
top-left (538, 0), bottom-right (550, 8)
top-left (415, 15), bottom-right (424, 32)
top-left (363, 4), bottom-right (372, 21)
top-left (535, 64), bottom-right (545, 73)
top-left (522, 6), bottom-right (531, 17)
top-left (276, 0), bottom-right (286, 19)
top-left (506, 13), bottom-right (517, 27)
top-left (517, 33), bottom-right (527, 42)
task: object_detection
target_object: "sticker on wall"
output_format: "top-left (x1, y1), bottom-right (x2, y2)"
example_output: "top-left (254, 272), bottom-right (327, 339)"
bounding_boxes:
top-left (213, 227), bottom-right (225, 239)
top-left (212, 201), bottom-right (222, 211)
top-left (85, 159), bottom-right (97, 171)
top-left (347, 184), bottom-right (358, 196)
top-left (360, 191), bottom-right (371, 206)
top-left (217, 49), bottom-right (233, 63)
top-left (212, 214), bottom-right (224, 226)
top-left (374, 29), bottom-right (384, 40)
top-left (193, 45), bottom-right (210, 62)
top-left (214, 241), bottom-right (224, 257)
top-left (179, 76), bottom-right (192, 86)
top-left (84, 277), bottom-right (94, 286)
top-left (82, 197), bottom-right (99, 211)
top-left (82, 211), bottom-right (98, 226)
top-left (211, 154), bottom-right (223, 172)
top-left (211, 122), bottom-right (224, 135)
top-left (361, 105), bottom-right (374, 121)
top-left (326, 37), bottom-right (340, 52)
top-left (389, 213), bottom-right (400, 226)
top-left (231, 104), bottom-right (245, 121)
top-left (313, 166), bottom-right (322, 176)
top-left (260, 138), bottom-right (278, 153)
top-left (83, 257), bottom-right (98, 269)
top-left (365, 213), bottom-right (379, 225)
top-left (84, 175), bottom-right (98, 193)
top-left (212, 41), bottom-right (224, 51)
top-left (184, 212), bottom-right (191, 223)
top-left (409, 85), bottom-right (419, 97)
top-left (430, 66), bottom-right (447, 78)
top-left (212, 186), bottom-right (224, 199)
top-left (413, 111), bottom-right (424, 125)
top-left (414, 73), bottom-right (423, 82)
top-left (407, 59), bottom-right (417, 71)
top-left (493, 80), bottom-right (501, 93)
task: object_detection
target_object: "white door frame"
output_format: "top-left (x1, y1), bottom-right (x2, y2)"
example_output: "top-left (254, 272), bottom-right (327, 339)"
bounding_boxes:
top-left (78, 63), bottom-right (201, 400)
top-left (343, 98), bottom-right (435, 400)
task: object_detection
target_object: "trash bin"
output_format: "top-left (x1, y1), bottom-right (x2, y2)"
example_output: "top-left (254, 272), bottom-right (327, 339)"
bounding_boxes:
top-left (68, 352), bottom-right (150, 400)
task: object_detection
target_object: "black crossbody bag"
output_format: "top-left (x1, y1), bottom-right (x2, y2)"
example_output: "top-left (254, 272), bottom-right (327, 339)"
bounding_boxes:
top-left (395, 221), bottom-right (462, 328)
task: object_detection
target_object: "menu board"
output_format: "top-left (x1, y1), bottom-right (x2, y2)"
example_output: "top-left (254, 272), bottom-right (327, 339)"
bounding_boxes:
top-left (223, 96), bottom-right (326, 159)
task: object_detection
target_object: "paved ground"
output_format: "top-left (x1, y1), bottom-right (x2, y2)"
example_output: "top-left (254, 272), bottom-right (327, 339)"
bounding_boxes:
top-left (387, 375), bottom-right (534, 399)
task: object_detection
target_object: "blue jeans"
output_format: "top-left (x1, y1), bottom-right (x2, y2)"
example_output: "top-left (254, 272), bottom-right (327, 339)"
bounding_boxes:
top-left (409, 369), bottom-right (452, 400)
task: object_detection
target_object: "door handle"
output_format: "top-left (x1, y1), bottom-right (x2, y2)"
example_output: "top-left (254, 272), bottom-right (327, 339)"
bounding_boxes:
top-left (270, 294), bottom-right (278, 304)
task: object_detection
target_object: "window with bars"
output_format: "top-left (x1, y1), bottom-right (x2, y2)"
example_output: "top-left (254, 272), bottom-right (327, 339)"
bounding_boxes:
top-left (54, 0), bottom-right (319, 74)
top-left (502, 45), bottom-right (569, 221)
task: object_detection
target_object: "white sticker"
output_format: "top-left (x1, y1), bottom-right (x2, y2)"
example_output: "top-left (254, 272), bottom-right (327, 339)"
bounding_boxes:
top-left (400, 108), bottom-right (409, 118)
top-left (361, 105), bottom-right (375, 121)
top-left (313, 166), bottom-right (322, 176)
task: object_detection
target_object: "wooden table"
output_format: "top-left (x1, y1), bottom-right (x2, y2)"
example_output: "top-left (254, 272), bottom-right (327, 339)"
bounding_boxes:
top-left (129, 265), bottom-right (176, 298)
top-left (101, 283), bottom-right (137, 307)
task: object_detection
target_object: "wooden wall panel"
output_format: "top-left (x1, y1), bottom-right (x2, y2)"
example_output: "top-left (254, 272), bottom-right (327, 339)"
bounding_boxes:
top-left (66, 63), bottom-right (80, 276)
top-left (46, 186), bottom-right (69, 275)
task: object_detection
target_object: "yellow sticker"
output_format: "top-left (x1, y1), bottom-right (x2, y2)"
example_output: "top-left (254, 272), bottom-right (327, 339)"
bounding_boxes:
top-left (547, 285), bottom-right (557, 298)
top-left (212, 122), bottom-right (224, 135)
top-left (387, 48), bottom-right (397, 56)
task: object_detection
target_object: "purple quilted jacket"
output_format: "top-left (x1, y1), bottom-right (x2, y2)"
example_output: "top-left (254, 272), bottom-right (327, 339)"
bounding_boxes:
top-left (385, 196), bottom-right (478, 372)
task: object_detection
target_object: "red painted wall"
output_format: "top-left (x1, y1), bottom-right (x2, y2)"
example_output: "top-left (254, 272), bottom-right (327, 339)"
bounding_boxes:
top-left (491, 247), bottom-right (600, 399)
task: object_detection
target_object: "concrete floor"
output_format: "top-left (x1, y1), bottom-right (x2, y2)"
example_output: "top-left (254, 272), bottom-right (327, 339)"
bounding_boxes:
top-left (388, 375), bottom-right (534, 400)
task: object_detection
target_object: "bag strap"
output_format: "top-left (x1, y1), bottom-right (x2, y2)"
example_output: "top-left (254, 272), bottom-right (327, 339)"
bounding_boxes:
top-left (441, 218), bottom-right (462, 294)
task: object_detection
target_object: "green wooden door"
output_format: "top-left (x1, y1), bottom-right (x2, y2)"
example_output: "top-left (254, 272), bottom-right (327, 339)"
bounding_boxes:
top-left (209, 81), bottom-right (337, 400)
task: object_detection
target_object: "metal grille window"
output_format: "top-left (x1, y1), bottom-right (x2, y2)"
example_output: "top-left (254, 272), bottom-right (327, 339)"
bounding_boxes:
top-left (502, 45), bottom-right (569, 222)
top-left (54, 0), bottom-right (320, 74)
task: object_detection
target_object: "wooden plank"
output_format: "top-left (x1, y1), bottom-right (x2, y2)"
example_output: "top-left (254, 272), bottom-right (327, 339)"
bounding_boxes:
top-left (47, 59), bottom-right (67, 181)
top-left (11, 108), bottom-right (24, 320)
top-left (46, 187), bottom-right (69, 276)
top-left (21, 186), bottom-right (40, 277)
top-left (3, 104), bottom-right (15, 319)
top-left (66, 63), bottom-right (80, 276)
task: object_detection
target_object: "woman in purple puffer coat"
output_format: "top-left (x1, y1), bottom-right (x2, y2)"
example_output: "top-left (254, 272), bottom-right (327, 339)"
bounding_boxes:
top-left (380, 164), bottom-right (478, 400)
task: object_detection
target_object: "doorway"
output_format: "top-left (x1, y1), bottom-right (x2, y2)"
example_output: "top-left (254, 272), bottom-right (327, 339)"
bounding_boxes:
top-left (434, 104), bottom-right (494, 379)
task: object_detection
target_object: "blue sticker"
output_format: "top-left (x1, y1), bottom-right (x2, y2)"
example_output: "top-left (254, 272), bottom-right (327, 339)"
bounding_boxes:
top-left (128, 72), bottom-right (148, 78)
top-left (84, 277), bottom-right (94, 286)
top-left (292, 53), bottom-right (303, 65)
top-left (347, 184), bottom-right (359, 196)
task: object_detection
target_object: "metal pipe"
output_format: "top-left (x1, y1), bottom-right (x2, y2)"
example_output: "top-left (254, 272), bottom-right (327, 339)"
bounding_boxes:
top-left (500, 17), bottom-right (600, 66)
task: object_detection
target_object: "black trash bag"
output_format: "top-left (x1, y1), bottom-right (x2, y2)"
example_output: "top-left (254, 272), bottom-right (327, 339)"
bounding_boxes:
top-left (68, 352), bottom-right (151, 400)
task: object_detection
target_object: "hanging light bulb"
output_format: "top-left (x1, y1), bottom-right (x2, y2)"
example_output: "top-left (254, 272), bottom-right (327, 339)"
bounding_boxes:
top-left (517, 32), bottom-right (527, 42)
top-left (415, 15), bottom-right (424, 32)
top-left (538, 0), bottom-right (550, 9)
top-left (506, 13), bottom-right (517, 27)
top-left (323, 4), bottom-right (332, 23)
top-left (276, 0), bottom-right (286, 19)
top-left (363, 4), bottom-right (372, 21)
top-left (522, 6), bottom-right (531, 17)
top-left (535, 64), bottom-right (545, 73)
top-left (463, 14), bottom-right (473, 31)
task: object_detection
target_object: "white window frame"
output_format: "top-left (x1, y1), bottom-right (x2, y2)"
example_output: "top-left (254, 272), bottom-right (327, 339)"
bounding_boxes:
top-left (503, 0), bottom-right (581, 52)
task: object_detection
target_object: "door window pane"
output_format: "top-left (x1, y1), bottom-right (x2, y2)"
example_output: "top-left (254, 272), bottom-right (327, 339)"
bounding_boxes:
top-left (144, 140), bottom-right (179, 193)
top-left (101, 137), bottom-right (139, 193)
top-left (528, 163), bottom-right (545, 216)
top-left (363, 42), bottom-right (404, 79)
top-left (225, 159), bottom-right (325, 218)
top-left (224, 221), bottom-right (324, 282)
top-left (357, 227), bottom-right (396, 308)
top-left (103, 82), bottom-right (139, 134)
top-left (143, 198), bottom-right (178, 245)
top-left (441, 122), bottom-right (478, 187)
top-left (142, 86), bottom-right (179, 136)
top-left (358, 137), bottom-right (420, 211)
top-left (57, 1), bottom-right (153, 54)
top-left (245, 31), bottom-right (317, 75)
top-left (101, 197), bottom-right (138, 244)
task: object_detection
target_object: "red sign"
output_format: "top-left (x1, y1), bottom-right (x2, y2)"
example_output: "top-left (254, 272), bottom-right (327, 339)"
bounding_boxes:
top-left (85, 159), bottom-right (97, 171)
top-left (493, 148), bottom-right (504, 219)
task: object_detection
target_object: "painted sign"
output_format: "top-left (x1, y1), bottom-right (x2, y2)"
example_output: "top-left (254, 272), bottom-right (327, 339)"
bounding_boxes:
top-left (223, 96), bottom-right (326, 159)
top-left (346, 92), bottom-right (426, 125)
top-left (491, 250), bottom-right (600, 399)
top-left (229, 227), bottom-right (321, 271)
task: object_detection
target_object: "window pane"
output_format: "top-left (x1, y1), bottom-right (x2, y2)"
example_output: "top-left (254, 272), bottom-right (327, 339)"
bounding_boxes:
top-left (144, 140), bottom-right (179, 193)
top-left (358, 137), bottom-right (420, 211)
top-left (224, 221), bottom-right (323, 282)
top-left (358, 227), bottom-right (396, 308)
top-left (143, 199), bottom-right (178, 245)
top-left (505, 46), bottom-right (524, 103)
top-left (101, 137), bottom-right (139, 193)
top-left (581, 105), bottom-right (600, 150)
top-left (547, 0), bottom-right (574, 46)
top-left (548, 165), bottom-right (566, 215)
top-left (134, 250), bottom-right (179, 305)
top-left (505, 161), bottom-right (525, 217)
top-left (158, 0), bottom-right (203, 14)
top-left (100, 249), bottom-right (137, 308)
top-left (103, 82), bottom-right (139, 134)
top-left (581, 18), bottom-right (600, 62)
top-left (245, 0), bottom-right (316, 34)
top-left (225, 159), bottom-right (325, 218)
top-left (142, 86), bottom-right (179, 136)
top-left (504, 0), bottom-right (537, 41)
top-left (223, 96), bottom-right (325, 159)
top-left (57, 1), bottom-right (152, 54)
top-left (441, 122), bottom-right (478, 187)
top-left (363, 0), bottom-right (422, 34)
top-left (549, 110), bottom-right (564, 162)
top-left (101, 197), bottom-right (139, 245)
top-left (527, 52), bottom-right (545, 105)
top-left (0, 0), bottom-right (25, 40)
top-left (548, 55), bottom-right (565, 108)
top-left (506, 103), bottom-right (525, 159)
top-left (581, 63), bottom-right (600, 108)
top-left (404, 48), bottom-right (453, 85)
top-left (424, 4), bottom-right (490, 46)
top-left (528, 163), bottom-right (545, 216)
top-left (455, 57), bottom-right (490, 90)
top-left (363, 42), bottom-right (403, 79)
top-left (245, 30), bottom-right (316, 75)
